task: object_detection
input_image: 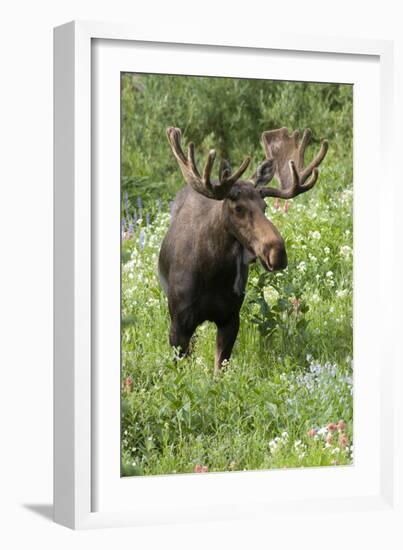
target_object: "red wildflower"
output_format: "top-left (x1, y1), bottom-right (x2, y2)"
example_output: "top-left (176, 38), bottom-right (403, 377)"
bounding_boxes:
top-left (337, 420), bottom-right (347, 432)
top-left (327, 423), bottom-right (338, 433)
top-left (291, 297), bottom-right (301, 313)
top-left (194, 464), bottom-right (208, 473)
top-left (123, 375), bottom-right (133, 394)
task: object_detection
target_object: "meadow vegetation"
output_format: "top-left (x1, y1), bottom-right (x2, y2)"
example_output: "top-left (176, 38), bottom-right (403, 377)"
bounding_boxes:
top-left (121, 74), bottom-right (353, 476)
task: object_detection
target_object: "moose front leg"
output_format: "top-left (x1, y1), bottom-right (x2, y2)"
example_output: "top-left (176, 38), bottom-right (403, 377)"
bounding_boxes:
top-left (169, 319), bottom-right (194, 360)
top-left (214, 315), bottom-right (240, 375)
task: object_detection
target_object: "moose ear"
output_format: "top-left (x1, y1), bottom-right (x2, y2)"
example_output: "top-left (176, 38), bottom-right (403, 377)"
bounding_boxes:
top-left (251, 158), bottom-right (275, 187)
top-left (227, 187), bottom-right (241, 201)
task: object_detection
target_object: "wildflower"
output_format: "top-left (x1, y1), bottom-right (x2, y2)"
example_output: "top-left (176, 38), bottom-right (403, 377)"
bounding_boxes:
top-left (326, 433), bottom-right (333, 445)
top-left (324, 246), bottom-right (330, 254)
top-left (307, 428), bottom-right (317, 437)
top-left (337, 420), bottom-right (347, 432)
top-left (326, 271), bottom-right (334, 278)
top-left (291, 297), bottom-right (301, 313)
top-left (339, 434), bottom-right (349, 448)
top-left (229, 461), bottom-right (237, 471)
top-left (327, 423), bottom-right (337, 433)
top-left (194, 464), bottom-right (208, 473)
top-left (283, 200), bottom-right (290, 213)
top-left (274, 198), bottom-right (281, 210)
top-left (340, 245), bottom-right (352, 258)
top-left (336, 289), bottom-right (348, 299)
top-left (263, 286), bottom-right (279, 305)
top-left (312, 293), bottom-right (320, 303)
top-left (310, 230), bottom-right (321, 240)
top-left (297, 261), bottom-right (307, 273)
top-left (139, 229), bottom-right (146, 250)
top-left (123, 375), bottom-right (133, 394)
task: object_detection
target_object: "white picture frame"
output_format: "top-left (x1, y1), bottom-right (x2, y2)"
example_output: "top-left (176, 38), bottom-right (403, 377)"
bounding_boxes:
top-left (54, 20), bottom-right (401, 535)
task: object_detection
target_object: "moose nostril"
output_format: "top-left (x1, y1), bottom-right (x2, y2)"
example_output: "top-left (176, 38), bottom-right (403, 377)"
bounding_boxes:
top-left (269, 246), bottom-right (288, 271)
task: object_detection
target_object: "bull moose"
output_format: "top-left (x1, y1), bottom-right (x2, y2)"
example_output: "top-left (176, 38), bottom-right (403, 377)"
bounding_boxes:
top-left (158, 127), bottom-right (328, 374)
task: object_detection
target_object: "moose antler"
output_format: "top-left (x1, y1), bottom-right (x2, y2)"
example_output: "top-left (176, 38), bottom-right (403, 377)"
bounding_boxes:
top-left (258, 127), bottom-right (328, 199)
top-left (166, 127), bottom-right (251, 200)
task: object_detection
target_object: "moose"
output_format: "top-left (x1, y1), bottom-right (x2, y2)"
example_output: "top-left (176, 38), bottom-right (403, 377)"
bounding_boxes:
top-left (158, 126), bottom-right (328, 374)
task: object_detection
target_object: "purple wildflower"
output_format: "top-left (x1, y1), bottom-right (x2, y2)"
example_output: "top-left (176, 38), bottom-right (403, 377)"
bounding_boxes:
top-left (139, 229), bottom-right (146, 249)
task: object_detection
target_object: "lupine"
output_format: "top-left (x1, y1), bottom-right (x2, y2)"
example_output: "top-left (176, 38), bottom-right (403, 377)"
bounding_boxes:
top-left (124, 191), bottom-right (130, 219)
top-left (139, 229), bottom-right (146, 249)
top-left (128, 218), bottom-right (134, 237)
top-left (137, 197), bottom-right (143, 220)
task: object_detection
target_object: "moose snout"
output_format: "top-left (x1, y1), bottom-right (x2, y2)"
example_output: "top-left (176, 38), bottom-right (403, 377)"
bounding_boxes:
top-left (263, 242), bottom-right (288, 271)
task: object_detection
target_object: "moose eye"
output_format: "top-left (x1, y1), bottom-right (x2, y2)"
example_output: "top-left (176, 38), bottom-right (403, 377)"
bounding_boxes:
top-left (234, 205), bottom-right (244, 215)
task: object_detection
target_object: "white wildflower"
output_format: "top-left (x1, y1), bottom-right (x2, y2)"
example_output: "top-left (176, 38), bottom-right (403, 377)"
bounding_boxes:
top-left (312, 293), bottom-right (320, 303)
top-left (263, 286), bottom-right (279, 305)
top-left (336, 289), bottom-right (348, 298)
top-left (340, 245), bottom-right (352, 258)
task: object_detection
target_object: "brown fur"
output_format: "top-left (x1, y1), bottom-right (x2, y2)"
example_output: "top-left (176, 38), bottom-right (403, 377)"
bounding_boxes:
top-left (158, 182), bottom-right (286, 374)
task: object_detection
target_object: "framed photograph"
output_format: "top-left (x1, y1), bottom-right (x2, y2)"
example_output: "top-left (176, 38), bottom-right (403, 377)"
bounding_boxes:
top-left (54, 21), bottom-right (401, 534)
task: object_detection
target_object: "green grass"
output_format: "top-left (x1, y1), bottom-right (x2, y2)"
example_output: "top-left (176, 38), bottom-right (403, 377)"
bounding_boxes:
top-left (120, 152), bottom-right (353, 476)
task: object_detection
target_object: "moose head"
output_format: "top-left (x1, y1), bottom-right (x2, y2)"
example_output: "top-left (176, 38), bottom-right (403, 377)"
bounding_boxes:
top-left (160, 127), bottom-right (328, 373)
top-left (166, 126), bottom-right (328, 273)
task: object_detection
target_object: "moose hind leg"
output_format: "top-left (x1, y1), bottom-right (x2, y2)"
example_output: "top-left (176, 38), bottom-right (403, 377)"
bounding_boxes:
top-left (215, 315), bottom-right (240, 375)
